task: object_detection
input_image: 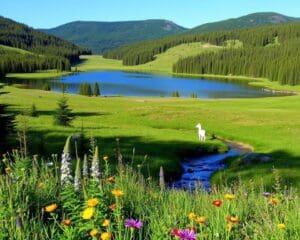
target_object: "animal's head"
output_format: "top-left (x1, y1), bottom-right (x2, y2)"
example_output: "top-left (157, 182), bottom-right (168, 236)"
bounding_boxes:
top-left (196, 123), bottom-right (201, 129)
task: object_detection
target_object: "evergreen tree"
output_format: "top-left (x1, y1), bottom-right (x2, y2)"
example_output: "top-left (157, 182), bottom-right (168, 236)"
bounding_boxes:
top-left (42, 83), bottom-right (51, 91)
top-left (28, 103), bottom-right (38, 117)
top-left (53, 97), bottom-right (73, 126)
top-left (93, 82), bottom-right (100, 96)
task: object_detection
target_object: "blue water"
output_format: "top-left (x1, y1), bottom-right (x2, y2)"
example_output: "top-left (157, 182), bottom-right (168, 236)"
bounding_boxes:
top-left (7, 71), bottom-right (284, 98)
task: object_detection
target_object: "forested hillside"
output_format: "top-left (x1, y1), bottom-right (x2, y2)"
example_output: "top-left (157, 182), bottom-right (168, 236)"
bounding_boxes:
top-left (104, 23), bottom-right (300, 85)
top-left (41, 20), bottom-right (186, 53)
top-left (190, 12), bottom-right (300, 33)
top-left (0, 16), bottom-right (91, 77)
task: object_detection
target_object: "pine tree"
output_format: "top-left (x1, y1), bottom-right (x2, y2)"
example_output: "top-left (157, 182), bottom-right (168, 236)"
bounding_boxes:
top-left (53, 97), bottom-right (73, 126)
top-left (28, 103), bottom-right (37, 117)
top-left (93, 82), bottom-right (100, 96)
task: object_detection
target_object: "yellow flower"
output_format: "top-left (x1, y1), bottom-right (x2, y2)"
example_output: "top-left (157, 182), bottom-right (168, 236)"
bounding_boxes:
top-left (100, 232), bottom-right (111, 240)
top-left (44, 203), bottom-right (58, 213)
top-left (195, 216), bottom-right (206, 224)
top-left (82, 207), bottom-right (95, 220)
top-left (5, 167), bottom-right (11, 174)
top-left (226, 223), bottom-right (233, 231)
top-left (103, 156), bottom-right (109, 161)
top-left (38, 182), bottom-right (44, 188)
top-left (111, 189), bottom-right (124, 197)
top-left (225, 194), bottom-right (235, 200)
top-left (188, 212), bottom-right (196, 220)
top-left (102, 219), bottom-right (110, 227)
top-left (87, 198), bottom-right (99, 207)
top-left (269, 197), bottom-right (280, 205)
top-left (89, 229), bottom-right (98, 237)
top-left (277, 223), bottom-right (286, 230)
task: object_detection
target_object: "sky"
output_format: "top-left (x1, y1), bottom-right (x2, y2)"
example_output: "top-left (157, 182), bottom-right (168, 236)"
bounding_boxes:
top-left (1, 0), bottom-right (300, 29)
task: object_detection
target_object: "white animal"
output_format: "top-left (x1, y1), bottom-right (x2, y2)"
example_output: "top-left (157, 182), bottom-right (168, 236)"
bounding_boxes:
top-left (196, 123), bottom-right (206, 142)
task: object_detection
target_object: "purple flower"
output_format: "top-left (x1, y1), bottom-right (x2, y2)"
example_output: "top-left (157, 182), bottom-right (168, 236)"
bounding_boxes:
top-left (179, 229), bottom-right (196, 240)
top-left (124, 218), bottom-right (143, 229)
top-left (263, 192), bottom-right (272, 198)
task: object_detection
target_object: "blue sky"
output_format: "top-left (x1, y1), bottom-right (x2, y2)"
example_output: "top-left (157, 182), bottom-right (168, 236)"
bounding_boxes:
top-left (1, 0), bottom-right (300, 29)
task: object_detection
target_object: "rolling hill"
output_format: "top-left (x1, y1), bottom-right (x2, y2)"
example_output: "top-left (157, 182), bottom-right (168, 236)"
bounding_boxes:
top-left (40, 20), bottom-right (187, 54)
top-left (190, 12), bottom-right (300, 33)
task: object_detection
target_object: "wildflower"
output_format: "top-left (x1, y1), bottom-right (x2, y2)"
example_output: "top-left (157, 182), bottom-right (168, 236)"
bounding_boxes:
top-left (82, 207), bottom-right (95, 220)
top-left (100, 232), bottom-right (111, 240)
top-left (226, 223), bottom-right (234, 231)
top-left (62, 219), bottom-right (72, 226)
top-left (106, 176), bottom-right (115, 183)
top-left (103, 155), bottom-right (109, 161)
top-left (37, 182), bottom-right (44, 188)
top-left (44, 203), bottom-right (58, 213)
top-left (159, 166), bottom-right (165, 190)
top-left (195, 216), bottom-right (206, 224)
top-left (87, 198), bottom-right (99, 207)
top-left (263, 192), bottom-right (272, 198)
top-left (74, 157), bottom-right (81, 191)
top-left (16, 216), bottom-right (22, 229)
top-left (102, 219), bottom-right (110, 227)
top-left (5, 167), bottom-right (11, 174)
top-left (226, 216), bottom-right (239, 224)
top-left (224, 194), bottom-right (235, 200)
top-left (179, 229), bottom-right (196, 240)
top-left (82, 154), bottom-right (89, 177)
top-left (112, 189), bottom-right (124, 197)
top-left (188, 212), bottom-right (196, 220)
top-left (89, 229), bottom-right (98, 237)
top-left (171, 229), bottom-right (181, 237)
top-left (277, 223), bottom-right (286, 230)
top-left (212, 200), bottom-right (223, 207)
top-left (91, 146), bottom-right (101, 180)
top-left (109, 203), bottom-right (116, 211)
top-left (60, 137), bottom-right (73, 186)
top-left (124, 218), bottom-right (143, 229)
top-left (269, 197), bottom-right (280, 205)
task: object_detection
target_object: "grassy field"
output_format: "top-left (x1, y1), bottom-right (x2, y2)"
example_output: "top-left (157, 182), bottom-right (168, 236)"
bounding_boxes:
top-left (1, 85), bottom-right (300, 189)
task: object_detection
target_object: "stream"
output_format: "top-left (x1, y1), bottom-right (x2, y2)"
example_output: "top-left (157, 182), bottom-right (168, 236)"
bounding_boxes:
top-left (171, 144), bottom-right (250, 191)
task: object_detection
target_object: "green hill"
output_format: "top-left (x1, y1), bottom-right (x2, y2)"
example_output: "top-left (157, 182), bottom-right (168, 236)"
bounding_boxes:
top-left (0, 16), bottom-right (91, 77)
top-left (40, 20), bottom-right (187, 54)
top-left (190, 12), bottom-right (300, 33)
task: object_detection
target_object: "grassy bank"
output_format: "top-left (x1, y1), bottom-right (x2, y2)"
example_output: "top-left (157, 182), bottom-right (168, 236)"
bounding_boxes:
top-left (1, 85), bottom-right (300, 189)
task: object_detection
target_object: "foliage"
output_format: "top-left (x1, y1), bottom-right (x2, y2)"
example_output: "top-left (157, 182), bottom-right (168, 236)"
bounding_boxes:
top-left (0, 104), bottom-right (15, 154)
top-left (0, 147), bottom-right (299, 239)
top-left (53, 97), bottom-right (73, 126)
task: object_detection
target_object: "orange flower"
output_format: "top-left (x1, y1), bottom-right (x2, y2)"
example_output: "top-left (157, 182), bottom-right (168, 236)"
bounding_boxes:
top-left (44, 203), bottom-right (58, 213)
top-left (111, 189), bottom-right (124, 197)
top-left (62, 219), bottom-right (72, 226)
top-left (195, 216), bottom-right (206, 224)
top-left (106, 177), bottom-right (115, 183)
top-left (89, 229), bottom-right (98, 237)
top-left (109, 204), bottom-right (116, 211)
top-left (226, 216), bottom-right (239, 224)
top-left (212, 200), bottom-right (223, 207)
top-left (87, 198), bottom-right (99, 207)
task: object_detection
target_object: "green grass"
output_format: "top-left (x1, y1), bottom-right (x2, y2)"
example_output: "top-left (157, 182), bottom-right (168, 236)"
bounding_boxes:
top-left (6, 70), bottom-right (72, 80)
top-left (0, 153), bottom-right (299, 239)
top-left (0, 44), bottom-right (33, 55)
top-left (1, 85), bottom-right (300, 189)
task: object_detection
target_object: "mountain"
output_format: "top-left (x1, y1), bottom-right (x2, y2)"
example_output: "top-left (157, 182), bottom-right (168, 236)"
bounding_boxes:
top-left (190, 12), bottom-right (300, 33)
top-left (40, 20), bottom-right (187, 54)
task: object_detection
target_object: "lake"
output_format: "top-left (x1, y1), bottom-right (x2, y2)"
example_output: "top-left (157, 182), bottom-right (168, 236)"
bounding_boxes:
top-left (5, 71), bottom-right (285, 98)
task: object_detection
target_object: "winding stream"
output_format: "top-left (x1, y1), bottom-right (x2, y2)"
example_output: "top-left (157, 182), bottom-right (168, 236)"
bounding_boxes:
top-left (172, 144), bottom-right (250, 190)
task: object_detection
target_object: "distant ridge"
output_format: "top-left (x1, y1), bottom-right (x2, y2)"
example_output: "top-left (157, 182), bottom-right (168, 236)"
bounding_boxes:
top-left (190, 12), bottom-right (300, 33)
top-left (41, 20), bottom-right (187, 54)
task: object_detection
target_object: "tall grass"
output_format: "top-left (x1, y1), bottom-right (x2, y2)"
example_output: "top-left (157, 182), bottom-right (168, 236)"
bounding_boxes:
top-left (0, 140), bottom-right (299, 240)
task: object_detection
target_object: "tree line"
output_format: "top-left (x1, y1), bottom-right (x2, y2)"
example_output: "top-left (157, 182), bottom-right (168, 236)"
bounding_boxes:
top-left (103, 22), bottom-right (300, 85)
top-left (79, 82), bottom-right (101, 96)
top-left (0, 16), bottom-right (91, 77)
